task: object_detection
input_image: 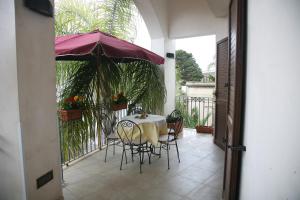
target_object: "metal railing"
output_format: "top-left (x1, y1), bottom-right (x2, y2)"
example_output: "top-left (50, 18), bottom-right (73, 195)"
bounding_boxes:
top-left (176, 96), bottom-right (215, 128)
top-left (58, 108), bottom-right (127, 166)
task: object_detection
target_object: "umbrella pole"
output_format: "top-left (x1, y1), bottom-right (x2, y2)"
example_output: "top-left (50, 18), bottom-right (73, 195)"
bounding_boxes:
top-left (96, 46), bottom-right (102, 150)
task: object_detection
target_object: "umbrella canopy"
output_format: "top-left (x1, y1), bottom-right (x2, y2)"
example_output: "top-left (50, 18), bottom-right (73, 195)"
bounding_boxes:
top-left (55, 30), bottom-right (164, 65)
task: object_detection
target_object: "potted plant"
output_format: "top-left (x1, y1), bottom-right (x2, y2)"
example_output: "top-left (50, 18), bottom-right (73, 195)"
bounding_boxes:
top-left (166, 114), bottom-right (183, 133)
top-left (59, 96), bottom-right (84, 121)
top-left (195, 113), bottom-right (213, 134)
top-left (111, 92), bottom-right (128, 111)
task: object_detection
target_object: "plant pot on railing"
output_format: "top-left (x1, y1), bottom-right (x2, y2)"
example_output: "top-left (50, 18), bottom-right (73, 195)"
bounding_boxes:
top-left (59, 96), bottom-right (84, 122)
top-left (111, 92), bottom-right (128, 111)
top-left (59, 109), bottom-right (82, 122)
top-left (195, 125), bottom-right (213, 134)
top-left (112, 103), bottom-right (128, 111)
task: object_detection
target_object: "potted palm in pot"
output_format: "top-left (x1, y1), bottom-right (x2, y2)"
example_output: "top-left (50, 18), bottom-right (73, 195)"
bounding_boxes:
top-left (195, 113), bottom-right (213, 134)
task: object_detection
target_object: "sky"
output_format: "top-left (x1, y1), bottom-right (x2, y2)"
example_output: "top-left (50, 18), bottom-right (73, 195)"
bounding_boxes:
top-left (134, 14), bottom-right (216, 72)
top-left (176, 35), bottom-right (216, 72)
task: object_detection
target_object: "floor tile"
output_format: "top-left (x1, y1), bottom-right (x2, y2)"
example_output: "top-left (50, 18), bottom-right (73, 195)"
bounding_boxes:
top-left (62, 129), bottom-right (224, 200)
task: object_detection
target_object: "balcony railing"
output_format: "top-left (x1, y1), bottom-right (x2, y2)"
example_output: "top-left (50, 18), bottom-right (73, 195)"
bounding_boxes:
top-left (58, 108), bottom-right (127, 166)
top-left (58, 97), bottom-right (214, 165)
top-left (176, 96), bottom-right (215, 128)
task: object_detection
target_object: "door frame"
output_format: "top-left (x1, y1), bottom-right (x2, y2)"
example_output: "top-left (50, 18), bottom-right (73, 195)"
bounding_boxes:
top-left (222, 0), bottom-right (247, 199)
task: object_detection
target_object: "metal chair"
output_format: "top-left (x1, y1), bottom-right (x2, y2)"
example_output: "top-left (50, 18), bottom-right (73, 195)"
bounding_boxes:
top-left (128, 106), bottom-right (144, 115)
top-left (117, 120), bottom-right (151, 173)
top-left (159, 113), bottom-right (183, 169)
top-left (166, 109), bottom-right (182, 136)
top-left (101, 113), bottom-right (119, 162)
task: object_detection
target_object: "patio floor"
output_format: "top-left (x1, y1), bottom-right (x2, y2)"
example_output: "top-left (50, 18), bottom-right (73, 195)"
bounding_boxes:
top-left (62, 128), bottom-right (224, 200)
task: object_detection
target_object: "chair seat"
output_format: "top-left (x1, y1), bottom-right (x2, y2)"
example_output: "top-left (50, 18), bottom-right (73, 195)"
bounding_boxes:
top-left (167, 128), bottom-right (176, 135)
top-left (158, 134), bottom-right (175, 142)
top-left (107, 132), bottom-right (119, 139)
top-left (124, 138), bottom-right (147, 145)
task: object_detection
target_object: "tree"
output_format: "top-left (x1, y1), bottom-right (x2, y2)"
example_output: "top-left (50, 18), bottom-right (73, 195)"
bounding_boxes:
top-left (175, 50), bottom-right (203, 85)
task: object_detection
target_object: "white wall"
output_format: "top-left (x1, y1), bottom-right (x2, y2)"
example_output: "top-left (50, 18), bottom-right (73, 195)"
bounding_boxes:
top-left (135, 0), bottom-right (228, 115)
top-left (135, 0), bottom-right (176, 115)
top-left (0, 1), bottom-right (26, 199)
top-left (186, 87), bottom-right (215, 98)
top-left (0, 1), bottom-right (63, 199)
top-left (151, 38), bottom-right (176, 115)
top-left (168, 0), bottom-right (228, 41)
top-left (240, 0), bottom-right (300, 199)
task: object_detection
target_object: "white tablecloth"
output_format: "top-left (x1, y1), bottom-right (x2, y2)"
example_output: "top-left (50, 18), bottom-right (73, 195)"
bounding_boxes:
top-left (119, 114), bottom-right (168, 145)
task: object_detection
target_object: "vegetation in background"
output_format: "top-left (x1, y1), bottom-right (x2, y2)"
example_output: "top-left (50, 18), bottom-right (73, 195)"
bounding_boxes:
top-left (55, 0), bottom-right (136, 40)
top-left (198, 113), bottom-right (212, 126)
top-left (55, 0), bottom-right (166, 161)
top-left (175, 101), bottom-right (199, 128)
top-left (175, 49), bottom-right (203, 85)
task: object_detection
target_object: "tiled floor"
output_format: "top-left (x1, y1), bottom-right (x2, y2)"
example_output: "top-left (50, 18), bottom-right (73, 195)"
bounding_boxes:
top-left (63, 129), bottom-right (224, 200)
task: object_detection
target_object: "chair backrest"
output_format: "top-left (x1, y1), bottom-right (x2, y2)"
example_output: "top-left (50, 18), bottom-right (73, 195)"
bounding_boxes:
top-left (101, 113), bottom-right (117, 138)
top-left (173, 116), bottom-right (183, 138)
top-left (117, 120), bottom-right (142, 145)
top-left (168, 110), bottom-right (183, 138)
top-left (129, 106), bottom-right (144, 115)
top-left (170, 109), bottom-right (182, 119)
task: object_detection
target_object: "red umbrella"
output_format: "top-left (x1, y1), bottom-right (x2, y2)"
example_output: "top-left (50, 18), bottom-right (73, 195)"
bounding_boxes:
top-left (55, 30), bottom-right (164, 65)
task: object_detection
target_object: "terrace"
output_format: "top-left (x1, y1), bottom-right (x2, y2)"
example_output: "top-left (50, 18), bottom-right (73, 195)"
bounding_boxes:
top-left (62, 129), bottom-right (224, 200)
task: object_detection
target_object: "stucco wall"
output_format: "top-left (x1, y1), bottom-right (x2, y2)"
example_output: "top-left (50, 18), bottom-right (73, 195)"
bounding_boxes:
top-left (0, 1), bottom-right (62, 199)
top-left (0, 1), bottom-right (26, 199)
top-left (151, 38), bottom-right (176, 115)
top-left (168, 0), bottom-right (228, 40)
top-left (240, 0), bottom-right (300, 199)
top-left (186, 87), bottom-right (215, 98)
top-left (134, 0), bottom-right (228, 115)
top-left (14, 1), bottom-right (63, 199)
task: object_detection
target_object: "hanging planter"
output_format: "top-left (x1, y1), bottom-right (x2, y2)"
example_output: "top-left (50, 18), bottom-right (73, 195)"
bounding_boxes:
top-left (59, 96), bottom-right (84, 121)
top-left (111, 92), bottom-right (128, 111)
top-left (112, 103), bottom-right (128, 111)
top-left (59, 109), bottom-right (82, 122)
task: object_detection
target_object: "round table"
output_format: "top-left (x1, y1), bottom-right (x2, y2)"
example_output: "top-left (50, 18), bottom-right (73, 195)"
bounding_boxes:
top-left (120, 114), bottom-right (168, 145)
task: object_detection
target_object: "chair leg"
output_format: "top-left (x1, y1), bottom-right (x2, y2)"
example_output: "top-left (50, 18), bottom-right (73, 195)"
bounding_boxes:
top-left (175, 140), bottom-right (180, 163)
top-left (120, 148), bottom-right (125, 170)
top-left (141, 145), bottom-right (145, 164)
top-left (125, 149), bottom-right (128, 164)
top-left (139, 147), bottom-right (142, 173)
top-left (105, 139), bottom-right (109, 162)
top-left (113, 140), bottom-right (116, 155)
top-left (146, 143), bottom-right (151, 164)
top-left (159, 143), bottom-right (162, 158)
top-left (131, 146), bottom-right (134, 162)
top-left (167, 143), bottom-right (170, 170)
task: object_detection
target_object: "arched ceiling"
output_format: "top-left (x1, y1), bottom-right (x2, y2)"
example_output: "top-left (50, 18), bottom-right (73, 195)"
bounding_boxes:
top-left (133, 0), bottom-right (167, 39)
top-left (206, 0), bottom-right (230, 17)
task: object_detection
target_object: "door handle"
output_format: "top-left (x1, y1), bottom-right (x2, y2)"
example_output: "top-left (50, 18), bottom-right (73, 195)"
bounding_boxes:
top-left (227, 145), bottom-right (246, 152)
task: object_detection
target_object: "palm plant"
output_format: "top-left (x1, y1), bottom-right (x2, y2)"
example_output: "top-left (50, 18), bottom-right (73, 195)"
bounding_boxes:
top-left (55, 0), bottom-right (166, 163)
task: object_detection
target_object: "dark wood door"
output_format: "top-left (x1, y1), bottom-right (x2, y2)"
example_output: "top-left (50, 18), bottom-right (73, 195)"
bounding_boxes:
top-left (222, 0), bottom-right (246, 199)
top-left (214, 38), bottom-right (229, 150)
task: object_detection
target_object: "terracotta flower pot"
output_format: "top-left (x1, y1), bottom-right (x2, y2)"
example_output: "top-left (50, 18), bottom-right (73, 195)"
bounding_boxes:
top-left (195, 125), bottom-right (213, 134)
top-left (112, 103), bottom-right (127, 111)
top-left (59, 109), bottom-right (82, 122)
